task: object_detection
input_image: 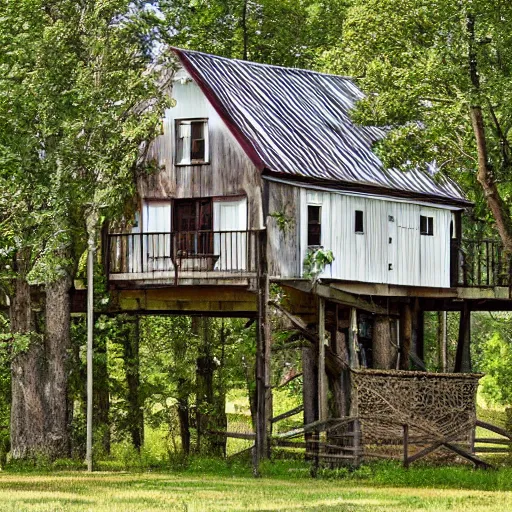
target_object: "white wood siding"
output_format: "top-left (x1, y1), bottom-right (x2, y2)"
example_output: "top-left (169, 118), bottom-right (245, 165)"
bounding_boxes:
top-left (300, 190), bottom-right (453, 288)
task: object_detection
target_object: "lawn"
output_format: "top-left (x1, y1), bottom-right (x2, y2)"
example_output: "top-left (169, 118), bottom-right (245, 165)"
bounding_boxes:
top-left (1, 461), bottom-right (512, 512)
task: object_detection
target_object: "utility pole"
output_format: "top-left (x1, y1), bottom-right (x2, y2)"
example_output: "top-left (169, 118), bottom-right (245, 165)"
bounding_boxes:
top-left (86, 208), bottom-right (98, 472)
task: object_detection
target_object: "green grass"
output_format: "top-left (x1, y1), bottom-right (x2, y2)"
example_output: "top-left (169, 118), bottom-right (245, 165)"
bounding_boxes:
top-left (1, 461), bottom-right (512, 511)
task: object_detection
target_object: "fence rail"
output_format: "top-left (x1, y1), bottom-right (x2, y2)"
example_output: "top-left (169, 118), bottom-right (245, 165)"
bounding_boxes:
top-left (108, 230), bottom-right (258, 279)
top-left (452, 239), bottom-right (512, 288)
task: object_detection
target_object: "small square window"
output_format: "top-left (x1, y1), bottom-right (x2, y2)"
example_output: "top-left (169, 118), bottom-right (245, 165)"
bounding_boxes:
top-left (355, 210), bottom-right (364, 233)
top-left (176, 119), bottom-right (208, 165)
top-left (420, 215), bottom-right (434, 236)
top-left (308, 205), bottom-right (321, 246)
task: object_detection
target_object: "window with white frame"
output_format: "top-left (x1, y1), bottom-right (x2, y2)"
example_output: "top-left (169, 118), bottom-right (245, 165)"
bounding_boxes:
top-left (176, 119), bottom-right (209, 165)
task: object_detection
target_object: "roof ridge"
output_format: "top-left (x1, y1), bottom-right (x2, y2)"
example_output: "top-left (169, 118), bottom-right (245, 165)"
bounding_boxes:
top-left (171, 47), bottom-right (355, 81)
top-left (171, 47), bottom-right (470, 206)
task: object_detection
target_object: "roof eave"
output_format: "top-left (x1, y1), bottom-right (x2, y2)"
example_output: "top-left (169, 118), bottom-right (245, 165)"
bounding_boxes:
top-left (262, 170), bottom-right (473, 209)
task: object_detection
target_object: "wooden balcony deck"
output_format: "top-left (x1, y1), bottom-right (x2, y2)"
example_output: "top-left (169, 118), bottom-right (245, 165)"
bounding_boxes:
top-left (107, 229), bottom-right (259, 286)
top-left (102, 232), bottom-right (512, 316)
top-left (452, 238), bottom-right (512, 288)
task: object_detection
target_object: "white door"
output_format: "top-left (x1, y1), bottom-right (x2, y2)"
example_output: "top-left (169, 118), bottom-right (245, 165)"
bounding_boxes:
top-left (213, 198), bottom-right (247, 270)
top-left (142, 201), bottom-right (172, 272)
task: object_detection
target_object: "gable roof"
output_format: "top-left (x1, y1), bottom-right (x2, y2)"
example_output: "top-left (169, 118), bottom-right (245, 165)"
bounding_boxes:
top-left (173, 48), bottom-right (470, 207)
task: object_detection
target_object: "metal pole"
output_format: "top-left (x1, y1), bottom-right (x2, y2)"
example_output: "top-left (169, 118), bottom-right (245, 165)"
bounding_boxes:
top-left (86, 241), bottom-right (95, 472)
top-left (318, 297), bottom-right (326, 422)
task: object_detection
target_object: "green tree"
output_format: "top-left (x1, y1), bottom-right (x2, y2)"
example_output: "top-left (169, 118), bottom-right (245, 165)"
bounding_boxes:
top-left (154, 0), bottom-right (349, 67)
top-left (0, 0), bottom-right (169, 459)
top-left (322, 0), bottom-right (512, 245)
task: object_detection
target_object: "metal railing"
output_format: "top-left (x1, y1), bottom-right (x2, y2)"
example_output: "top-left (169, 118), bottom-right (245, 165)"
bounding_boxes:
top-left (452, 238), bottom-right (512, 288)
top-left (108, 230), bottom-right (258, 278)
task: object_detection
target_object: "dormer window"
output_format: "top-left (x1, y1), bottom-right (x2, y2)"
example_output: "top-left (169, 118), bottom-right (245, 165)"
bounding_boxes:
top-left (176, 119), bottom-right (209, 165)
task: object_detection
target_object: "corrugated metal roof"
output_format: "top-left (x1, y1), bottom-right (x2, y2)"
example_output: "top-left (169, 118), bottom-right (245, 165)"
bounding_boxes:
top-left (173, 48), bottom-right (470, 207)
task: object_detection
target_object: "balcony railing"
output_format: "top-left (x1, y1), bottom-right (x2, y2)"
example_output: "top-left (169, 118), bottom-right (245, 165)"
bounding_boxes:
top-left (108, 230), bottom-right (258, 280)
top-left (452, 238), bottom-right (512, 288)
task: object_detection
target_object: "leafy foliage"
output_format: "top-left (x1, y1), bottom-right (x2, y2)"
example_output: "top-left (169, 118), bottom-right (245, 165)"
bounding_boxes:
top-left (303, 247), bottom-right (335, 281)
top-left (152, 0), bottom-right (349, 67)
top-left (321, 0), bottom-right (512, 227)
top-left (0, 0), bottom-right (171, 289)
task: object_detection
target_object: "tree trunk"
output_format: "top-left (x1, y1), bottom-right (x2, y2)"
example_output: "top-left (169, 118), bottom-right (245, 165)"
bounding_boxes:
top-left (195, 317), bottom-right (225, 456)
top-left (177, 378), bottom-right (190, 455)
top-left (172, 320), bottom-right (191, 455)
top-left (44, 273), bottom-right (73, 458)
top-left (470, 106), bottom-right (512, 252)
top-left (466, 14), bottom-right (512, 252)
top-left (10, 275), bottom-right (47, 459)
top-left (302, 342), bottom-right (317, 446)
top-left (123, 316), bottom-right (143, 451)
top-left (372, 315), bottom-right (394, 370)
top-left (454, 304), bottom-right (471, 373)
top-left (94, 331), bottom-right (110, 456)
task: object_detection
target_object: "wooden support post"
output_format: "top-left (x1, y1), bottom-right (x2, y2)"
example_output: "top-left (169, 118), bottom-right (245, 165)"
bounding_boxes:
top-left (403, 424), bottom-right (409, 469)
top-left (85, 208), bottom-right (99, 473)
top-left (255, 229), bottom-right (271, 473)
top-left (86, 243), bottom-right (94, 473)
top-left (302, 342), bottom-right (317, 462)
top-left (348, 307), bottom-right (359, 369)
top-left (317, 297), bottom-right (327, 422)
top-left (399, 304), bottom-right (412, 370)
top-left (469, 426), bottom-right (476, 455)
top-left (455, 302), bottom-right (471, 372)
top-left (330, 331), bottom-right (349, 418)
top-left (372, 315), bottom-right (393, 369)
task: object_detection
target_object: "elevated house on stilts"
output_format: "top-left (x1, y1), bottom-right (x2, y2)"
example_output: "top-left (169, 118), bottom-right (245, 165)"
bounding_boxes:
top-left (101, 49), bottom-right (512, 469)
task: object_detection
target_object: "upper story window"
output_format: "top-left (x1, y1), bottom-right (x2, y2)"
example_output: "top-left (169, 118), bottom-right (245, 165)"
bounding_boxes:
top-left (355, 210), bottom-right (364, 233)
top-left (308, 205), bottom-right (321, 246)
top-left (176, 119), bottom-right (209, 165)
top-left (420, 215), bottom-right (434, 236)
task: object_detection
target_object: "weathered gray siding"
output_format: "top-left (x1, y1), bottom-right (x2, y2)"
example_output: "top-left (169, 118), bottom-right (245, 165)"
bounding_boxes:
top-left (140, 72), bottom-right (264, 230)
top-left (267, 181), bottom-right (301, 278)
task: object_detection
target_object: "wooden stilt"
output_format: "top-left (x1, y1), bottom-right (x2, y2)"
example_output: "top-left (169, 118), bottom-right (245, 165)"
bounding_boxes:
top-left (455, 303), bottom-right (471, 372)
top-left (403, 424), bottom-right (409, 469)
top-left (302, 342), bottom-right (317, 462)
top-left (372, 315), bottom-right (393, 369)
top-left (348, 307), bottom-right (359, 370)
top-left (353, 418), bottom-right (361, 468)
top-left (255, 229), bottom-right (272, 473)
top-left (317, 297), bottom-right (327, 422)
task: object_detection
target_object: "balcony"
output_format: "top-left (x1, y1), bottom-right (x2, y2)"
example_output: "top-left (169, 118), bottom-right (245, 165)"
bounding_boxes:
top-left (452, 239), bottom-right (512, 288)
top-left (108, 230), bottom-right (259, 285)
